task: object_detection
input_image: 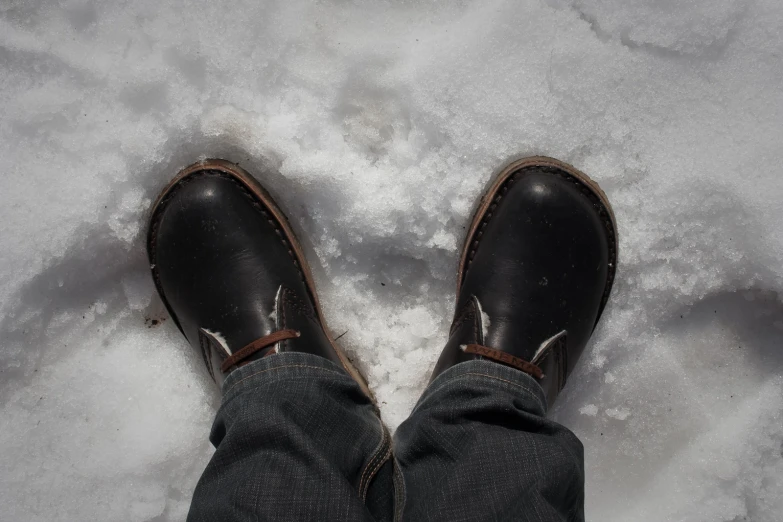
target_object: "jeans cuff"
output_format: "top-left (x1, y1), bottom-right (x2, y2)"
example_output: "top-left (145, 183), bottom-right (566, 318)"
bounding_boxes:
top-left (424, 359), bottom-right (548, 414)
top-left (220, 352), bottom-right (352, 403)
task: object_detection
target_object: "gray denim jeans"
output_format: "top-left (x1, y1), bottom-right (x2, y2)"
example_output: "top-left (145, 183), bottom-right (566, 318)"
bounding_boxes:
top-left (188, 352), bottom-right (584, 521)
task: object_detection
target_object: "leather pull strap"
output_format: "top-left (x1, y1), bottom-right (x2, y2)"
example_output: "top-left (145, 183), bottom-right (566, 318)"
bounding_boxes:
top-left (462, 344), bottom-right (545, 380)
top-left (220, 329), bottom-right (300, 373)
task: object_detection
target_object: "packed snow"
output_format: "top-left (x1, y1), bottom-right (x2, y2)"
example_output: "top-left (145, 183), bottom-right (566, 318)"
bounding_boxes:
top-left (1, 0), bottom-right (782, 520)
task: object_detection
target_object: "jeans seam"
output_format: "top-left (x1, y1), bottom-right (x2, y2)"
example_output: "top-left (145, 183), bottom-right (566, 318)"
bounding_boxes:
top-left (392, 456), bottom-right (406, 522)
top-left (361, 445), bottom-right (393, 502)
top-left (420, 371), bottom-right (546, 413)
top-left (223, 364), bottom-right (345, 396)
top-left (358, 417), bottom-right (391, 497)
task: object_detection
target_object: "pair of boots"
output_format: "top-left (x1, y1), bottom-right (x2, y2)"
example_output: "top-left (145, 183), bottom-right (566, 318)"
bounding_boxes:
top-left (148, 156), bottom-right (616, 408)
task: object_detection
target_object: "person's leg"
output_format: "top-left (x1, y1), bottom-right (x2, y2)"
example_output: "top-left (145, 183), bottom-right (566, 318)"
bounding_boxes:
top-left (147, 160), bottom-right (398, 521)
top-left (189, 352), bottom-right (397, 522)
top-left (395, 157), bottom-right (617, 521)
top-left (395, 360), bottom-right (584, 521)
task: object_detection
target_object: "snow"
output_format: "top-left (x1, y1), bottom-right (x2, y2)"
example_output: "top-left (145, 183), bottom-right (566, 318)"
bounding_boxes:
top-left (1, 0), bottom-right (782, 520)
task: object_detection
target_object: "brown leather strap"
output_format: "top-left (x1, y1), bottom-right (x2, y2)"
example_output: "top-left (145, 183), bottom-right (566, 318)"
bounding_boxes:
top-left (220, 329), bottom-right (300, 373)
top-left (463, 344), bottom-right (544, 379)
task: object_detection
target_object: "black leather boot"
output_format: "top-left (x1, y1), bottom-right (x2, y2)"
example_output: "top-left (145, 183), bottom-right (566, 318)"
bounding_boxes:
top-left (147, 159), bottom-right (371, 397)
top-left (431, 157), bottom-right (618, 407)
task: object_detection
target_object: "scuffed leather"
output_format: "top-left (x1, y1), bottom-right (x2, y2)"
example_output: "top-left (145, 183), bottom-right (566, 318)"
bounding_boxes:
top-left (274, 285), bottom-right (343, 367)
top-left (431, 296), bottom-right (485, 377)
top-left (198, 328), bottom-right (230, 387)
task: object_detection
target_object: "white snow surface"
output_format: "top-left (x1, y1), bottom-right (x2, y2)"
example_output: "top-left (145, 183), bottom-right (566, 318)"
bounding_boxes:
top-left (1, 0), bottom-right (783, 520)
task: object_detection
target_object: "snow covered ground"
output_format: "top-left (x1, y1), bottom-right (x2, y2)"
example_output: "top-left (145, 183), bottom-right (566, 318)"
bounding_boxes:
top-left (1, 0), bottom-right (782, 520)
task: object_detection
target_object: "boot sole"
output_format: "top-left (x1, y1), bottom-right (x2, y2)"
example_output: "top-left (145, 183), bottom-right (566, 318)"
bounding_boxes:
top-left (148, 159), bottom-right (375, 402)
top-left (457, 156), bottom-right (618, 325)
